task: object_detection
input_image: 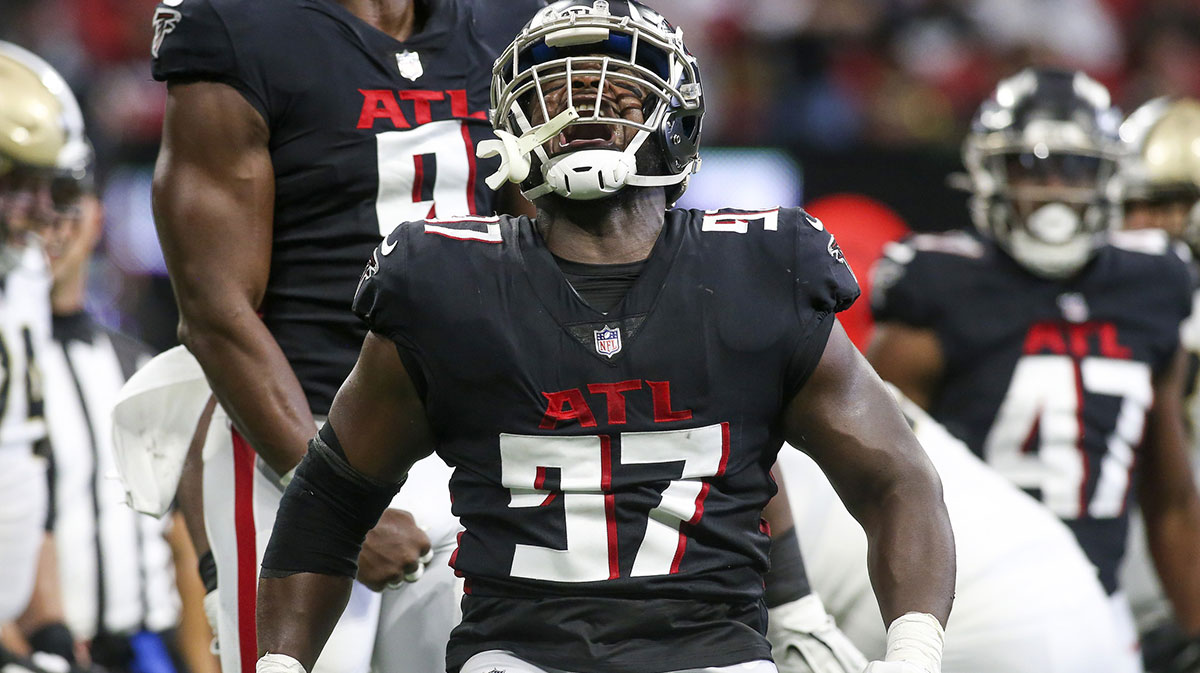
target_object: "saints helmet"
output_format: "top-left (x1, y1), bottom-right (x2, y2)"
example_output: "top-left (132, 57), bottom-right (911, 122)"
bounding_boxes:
top-left (963, 68), bottom-right (1124, 278)
top-left (1117, 97), bottom-right (1200, 249)
top-left (0, 41), bottom-right (92, 270)
top-left (483, 0), bottom-right (703, 203)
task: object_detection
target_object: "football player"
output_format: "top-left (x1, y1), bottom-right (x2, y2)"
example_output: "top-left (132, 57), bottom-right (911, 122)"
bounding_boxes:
top-left (869, 68), bottom-right (1200, 673)
top-left (779, 385), bottom-right (1130, 672)
top-left (256, 2), bottom-right (955, 673)
top-left (1116, 97), bottom-right (1200, 673)
top-left (150, 0), bottom-right (546, 672)
top-left (0, 40), bottom-right (84, 667)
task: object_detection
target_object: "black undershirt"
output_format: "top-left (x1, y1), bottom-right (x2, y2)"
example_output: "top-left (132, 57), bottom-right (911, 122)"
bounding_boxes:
top-left (552, 255), bottom-right (646, 313)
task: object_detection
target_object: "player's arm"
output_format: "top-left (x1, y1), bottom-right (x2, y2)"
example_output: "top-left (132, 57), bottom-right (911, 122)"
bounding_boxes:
top-left (784, 322), bottom-right (954, 671)
top-left (1139, 345), bottom-right (1200, 635)
top-left (152, 81), bottom-right (312, 475)
top-left (763, 471), bottom-right (868, 673)
top-left (866, 323), bottom-right (944, 411)
top-left (257, 331), bottom-right (434, 671)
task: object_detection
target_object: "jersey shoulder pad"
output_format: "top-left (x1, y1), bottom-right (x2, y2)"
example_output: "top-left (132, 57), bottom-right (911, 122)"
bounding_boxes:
top-left (1106, 228), bottom-right (1173, 256)
top-left (151, 0), bottom-right (282, 115)
top-left (904, 230), bottom-right (986, 259)
top-left (467, 0), bottom-right (547, 56)
top-left (782, 207), bottom-right (861, 315)
top-left (869, 232), bottom-right (974, 327)
top-left (418, 215), bottom-right (505, 245)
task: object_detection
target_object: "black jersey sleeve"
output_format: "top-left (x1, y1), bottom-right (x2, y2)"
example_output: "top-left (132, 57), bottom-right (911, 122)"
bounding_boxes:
top-left (352, 227), bottom-right (411, 345)
top-left (784, 208), bottom-right (861, 392)
top-left (468, 0), bottom-right (547, 56)
top-left (151, 0), bottom-right (270, 119)
top-left (869, 237), bottom-right (940, 327)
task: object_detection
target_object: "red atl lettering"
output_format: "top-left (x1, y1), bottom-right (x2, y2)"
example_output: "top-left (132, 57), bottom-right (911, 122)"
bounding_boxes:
top-left (587, 380), bottom-right (642, 425)
top-left (357, 88), bottom-right (487, 130)
top-left (1022, 322), bottom-right (1132, 359)
top-left (1023, 323), bottom-right (1068, 355)
top-left (357, 90), bottom-right (410, 129)
top-left (648, 380), bottom-right (693, 422)
top-left (399, 90), bottom-right (444, 125)
top-left (448, 89), bottom-right (489, 120)
top-left (539, 389), bottom-right (597, 430)
top-left (538, 379), bottom-right (694, 429)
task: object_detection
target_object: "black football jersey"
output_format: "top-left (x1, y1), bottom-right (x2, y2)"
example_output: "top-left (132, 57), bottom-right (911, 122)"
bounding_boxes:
top-left (872, 229), bottom-right (1193, 594)
top-left (353, 208), bottom-right (859, 672)
top-left (151, 0), bottom-right (545, 414)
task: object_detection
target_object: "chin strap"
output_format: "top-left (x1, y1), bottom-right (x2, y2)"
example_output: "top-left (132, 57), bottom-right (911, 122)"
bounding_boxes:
top-left (476, 108), bottom-right (580, 190)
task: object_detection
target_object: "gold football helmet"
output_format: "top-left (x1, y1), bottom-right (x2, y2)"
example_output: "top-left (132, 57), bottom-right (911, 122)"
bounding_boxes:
top-left (1119, 97), bottom-right (1200, 249)
top-left (0, 41), bottom-right (91, 270)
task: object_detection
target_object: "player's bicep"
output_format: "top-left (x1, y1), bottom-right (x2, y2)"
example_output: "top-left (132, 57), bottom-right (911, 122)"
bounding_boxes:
top-left (783, 322), bottom-right (938, 519)
top-left (152, 80), bottom-right (274, 311)
top-left (326, 331), bottom-right (434, 483)
top-left (866, 322), bottom-right (944, 411)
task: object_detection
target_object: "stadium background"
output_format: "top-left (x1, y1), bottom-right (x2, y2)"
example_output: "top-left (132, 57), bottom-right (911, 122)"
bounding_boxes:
top-left (2, 0), bottom-right (1199, 351)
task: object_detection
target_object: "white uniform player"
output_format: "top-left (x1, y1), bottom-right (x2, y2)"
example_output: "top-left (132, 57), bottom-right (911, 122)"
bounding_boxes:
top-left (0, 41), bottom-right (83, 624)
top-left (0, 245), bottom-right (53, 621)
top-left (776, 387), bottom-right (1135, 673)
top-left (1116, 97), bottom-right (1200, 665)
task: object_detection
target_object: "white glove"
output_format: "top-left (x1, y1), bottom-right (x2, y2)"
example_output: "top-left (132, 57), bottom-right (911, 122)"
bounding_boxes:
top-left (203, 589), bottom-right (220, 655)
top-left (257, 653), bottom-right (307, 673)
top-left (767, 593), bottom-right (869, 673)
top-left (863, 662), bottom-right (928, 673)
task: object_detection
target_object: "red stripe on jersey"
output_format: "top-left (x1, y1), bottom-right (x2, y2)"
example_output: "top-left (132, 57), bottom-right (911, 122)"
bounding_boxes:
top-left (600, 435), bottom-right (618, 579)
top-left (412, 153), bottom-right (425, 203)
top-left (231, 429), bottom-right (258, 673)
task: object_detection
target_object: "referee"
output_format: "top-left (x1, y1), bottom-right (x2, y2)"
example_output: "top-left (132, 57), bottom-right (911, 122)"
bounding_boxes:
top-left (39, 191), bottom-right (182, 673)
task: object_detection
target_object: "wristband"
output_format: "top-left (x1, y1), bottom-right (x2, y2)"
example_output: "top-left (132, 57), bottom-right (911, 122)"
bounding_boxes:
top-left (884, 612), bottom-right (944, 673)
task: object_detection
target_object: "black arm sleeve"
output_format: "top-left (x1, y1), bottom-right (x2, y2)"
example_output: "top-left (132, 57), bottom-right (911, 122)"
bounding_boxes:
top-left (261, 425), bottom-right (404, 578)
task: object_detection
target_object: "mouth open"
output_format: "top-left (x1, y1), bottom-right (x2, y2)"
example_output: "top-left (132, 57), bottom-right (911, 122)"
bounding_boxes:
top-left (557, 122), bottom-right (618, 151)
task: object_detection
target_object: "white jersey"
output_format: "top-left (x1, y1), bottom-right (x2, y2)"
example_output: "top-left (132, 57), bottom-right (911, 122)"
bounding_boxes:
top-left (0, 244), bottom-right (52, 621)
top-left (777, 388), bottom-right (1140, 673)
top-left (0, 244), bottom-right (51, 451)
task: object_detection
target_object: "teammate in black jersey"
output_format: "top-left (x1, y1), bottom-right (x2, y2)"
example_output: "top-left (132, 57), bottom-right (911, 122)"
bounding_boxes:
top-left (869, 68), bottom-right (1200, 671)
top-left (256, 3), bottom-right (955, 673)
top-left (150, 1), bottom-right (545, 672)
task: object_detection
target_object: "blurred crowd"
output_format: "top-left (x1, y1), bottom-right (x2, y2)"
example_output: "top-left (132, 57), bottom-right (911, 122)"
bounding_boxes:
top-left (3, 0), bottom-right (1200, 346)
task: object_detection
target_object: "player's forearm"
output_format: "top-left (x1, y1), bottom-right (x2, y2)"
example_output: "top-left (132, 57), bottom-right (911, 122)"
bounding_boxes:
top-left (257, 574), bottom-right (353, 670)
top-left (860, 477), bottom-right (955, 626)
top-left (1145, 494), bottom-right (1200, 634)
top-left (179, 310), bottom-right (312, 475)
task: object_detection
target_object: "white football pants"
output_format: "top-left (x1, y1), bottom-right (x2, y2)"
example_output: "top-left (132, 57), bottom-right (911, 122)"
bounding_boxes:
top-left (202, 406), bottom-right (462, 673)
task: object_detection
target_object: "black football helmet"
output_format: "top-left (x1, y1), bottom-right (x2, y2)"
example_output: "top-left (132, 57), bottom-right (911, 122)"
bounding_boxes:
top-left (963, 68), bottom-right (1124, 278)
top-left (482, 0), bottom-right (703, 204)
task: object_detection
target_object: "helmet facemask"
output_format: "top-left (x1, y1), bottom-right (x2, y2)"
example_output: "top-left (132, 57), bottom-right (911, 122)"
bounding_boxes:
top-left (483, 0), bottom-right (703, 204)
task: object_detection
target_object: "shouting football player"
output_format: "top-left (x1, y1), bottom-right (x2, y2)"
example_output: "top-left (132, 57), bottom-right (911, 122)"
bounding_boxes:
top-left (150, 0), bottom-right (547, 672)
top-left (256, 2), bottom-right (956, 673)
top-left (869, 69), bottom-right (1200, 673)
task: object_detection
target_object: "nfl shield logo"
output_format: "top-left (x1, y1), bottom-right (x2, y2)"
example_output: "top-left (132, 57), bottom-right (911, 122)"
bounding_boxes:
top-left (594, 325), bottom-right (622, 358)
top-left (396, 50), bottom-right (423, 81)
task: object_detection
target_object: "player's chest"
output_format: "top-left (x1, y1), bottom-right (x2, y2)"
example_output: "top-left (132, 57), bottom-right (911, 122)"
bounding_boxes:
top-left (941, 277), bottom-right (1170, 371)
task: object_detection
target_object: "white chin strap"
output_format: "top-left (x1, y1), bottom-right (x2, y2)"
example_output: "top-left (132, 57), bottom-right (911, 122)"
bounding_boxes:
top-left (478, 115), bottom-right (693, 201)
